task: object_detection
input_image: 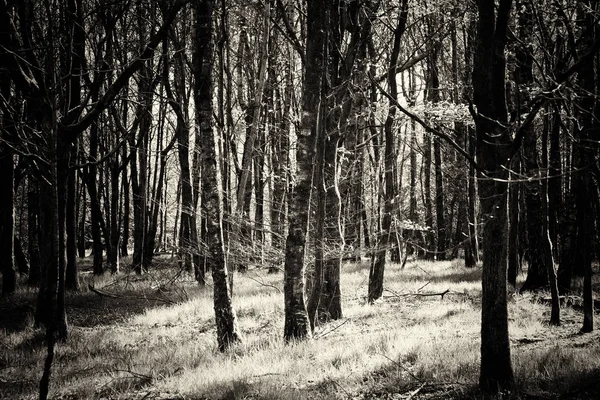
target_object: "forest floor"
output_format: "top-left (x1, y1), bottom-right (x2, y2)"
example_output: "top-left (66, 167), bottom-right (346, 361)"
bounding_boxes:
top-left (1, 256), bottom-right (600, 400)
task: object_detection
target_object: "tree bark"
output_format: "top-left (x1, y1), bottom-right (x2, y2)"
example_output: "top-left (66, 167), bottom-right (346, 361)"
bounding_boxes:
top-left (368, 0), bottom-right (406, 303)
top-left (507, 161), bottom-right (520, 288)
top-left (284, 0), bottom-right (331, 341)
top-left (473, 0), bottom-right (514, 392)
top-left (0, 146), bottom-right (16, 295)
top-left (195, 0), bottom-right (241, 350)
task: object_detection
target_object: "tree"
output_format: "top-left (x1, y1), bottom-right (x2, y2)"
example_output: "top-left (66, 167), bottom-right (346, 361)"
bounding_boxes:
top-left (472, 0), bottom-right (515, 392)
top-left (283, 0), bottom-right (328, 342)
top-left (368, 0), bottom-right (408, 303)
top-left (194, 0), bottom-right (241, 351)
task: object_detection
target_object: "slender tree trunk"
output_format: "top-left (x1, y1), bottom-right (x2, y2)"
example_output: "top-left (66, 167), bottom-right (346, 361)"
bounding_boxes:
top-left (433, 138), bottom-right (445, 260)
top-left (108, 161), bottom-right (119, 273)
top-left (28, 178), bottom-right (41, 286)
top-left (369, 0), bottom-right (407, 303)
top-left (120, 129), bottom-right (130, 258)
top-left (85, 119), bottom-right (104, 275)
top-left (63, 0), bottom-right (84, 289)
top-left (77, 175), bottom-right (86, 259)
top-left (507, 162), bottom-right (520, 288)
top-left (423, 133), bottom-right (434, 259)
top-left (466, 127), bottom-right (479, 267)
top-left (65, 144), bottom-right (79, 289)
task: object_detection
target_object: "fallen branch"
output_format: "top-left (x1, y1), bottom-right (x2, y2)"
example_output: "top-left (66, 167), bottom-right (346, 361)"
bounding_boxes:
top-left (383, 288), bottom-right (450, 300)
top-left (88, 284), bottom-right (119, 298)
top-left (88, 284), bottom-right (176, 305)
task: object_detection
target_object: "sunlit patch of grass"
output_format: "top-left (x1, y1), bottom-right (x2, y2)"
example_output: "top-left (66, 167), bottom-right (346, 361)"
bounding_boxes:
top-left (2, 257), bottom-right (600, 399)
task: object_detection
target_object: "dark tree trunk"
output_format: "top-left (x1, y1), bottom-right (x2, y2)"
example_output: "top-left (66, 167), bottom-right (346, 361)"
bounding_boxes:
top-left (507, 162), bottom-right (520, 288)
top-left (14, 236), bottom-right (28, 275)
top-left (308, 128), bottom-right (326, 329)
top-left (120, 137), bottom-right (130, 257)
top-left (369, 0), bottom-right (407, 303)
top-left (433, 138), bottom-right (446, 260)
top-left (423, 133), bottom-right (434, 259)
top-left (576, 0), bottom-right (598, 333)
top-left (254, 120), bottom-right (265, 264)
top-left (28, 178), bottom-right (41, 286)
top-left (85, 119), bottom-right (105, 276)
top-left (409, 128), bottom-right (418, 223)
top-left (270, 52), bottom-right (292, 262)
top-left (108, 162), bottom-right (119, 274)
top-left (466, 126), bottom-right (479, 267)
top-left (548, 104), bottom-right (562, 258)
top-left (0, 146), bottom-right (16, 295)
top-left (517, 4), bottom-right (555, 298)
top-left (77, 177), bottom-right (86, 259)
top-left (65, 143), bottom-right (79, 289)
top-left (284, 0), bottom-right (330, 341)
top-left (473, 0), bottom-right (514, 393)
top-left (195, 0), bottom-right (241, 350)
top-left (168, 40), bottom-right (200, 278)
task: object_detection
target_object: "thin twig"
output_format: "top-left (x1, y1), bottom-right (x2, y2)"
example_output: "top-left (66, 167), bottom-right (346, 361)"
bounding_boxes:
top-left (377, 353), bottom-right (424, 383)
top-left (417, 281), bottom-right (431, 292)
top-left (246, 274), bottom-right (282, 293)
top-left (313, 319), bottom-right (351, 340)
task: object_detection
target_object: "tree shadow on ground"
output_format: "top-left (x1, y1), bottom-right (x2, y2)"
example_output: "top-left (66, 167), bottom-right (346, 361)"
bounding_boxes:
top-left (0, 285), bottom-right (185, 334)
top-left (423, 267), bottom-right (482, 285)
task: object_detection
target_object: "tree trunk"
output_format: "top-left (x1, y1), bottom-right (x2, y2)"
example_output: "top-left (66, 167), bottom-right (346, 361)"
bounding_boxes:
top-left (369, 0), bottom-right (407, 302)
top-left (433, 138), bottom-right (445, 260)
top-left (423, 132), bottom-right (434, 259)
top-left (507, 162), bottom-right (520, 288)
top-left (466, 126), bottom-right (479, 267)
top-left (65, 143), bottom-right (79, 289)
top-left (120, 134), bottom-right (130, 257)
top-left (284, 0), bottom-right (331, 341)
top-left (195, 0), bottom-right (241, 350)
top-left (473, 0), bottom-right (514, 392)
top-left (85, 119), bottom-right (105, 276)
top-left (77, 175), bottom-right (86, 259)
top-left (0, 146), bottom-right (16, 295)
top-left (28, 178), bottom-right (41, 286)
top-left (576, 0), bottom-right (598, 333)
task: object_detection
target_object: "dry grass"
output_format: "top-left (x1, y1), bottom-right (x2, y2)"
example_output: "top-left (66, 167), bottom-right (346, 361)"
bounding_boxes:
top-left (1, 256), bottom-right (599, 399)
